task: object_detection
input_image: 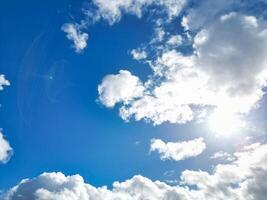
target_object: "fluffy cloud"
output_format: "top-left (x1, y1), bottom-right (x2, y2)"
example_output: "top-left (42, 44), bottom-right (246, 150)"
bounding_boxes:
top-left (131, 49), bottom-right (147, 60)
top-left (98, 70), bottom-right (145, 108)
top-left (0, 74), bottom-right (10, 90)
top-left (98, 13), bottom-right (267, 125)
top-left (3, 142), bottom-right (267, 200)
top-left (92, 0), bottom-right (187, 25)
top-left (61, 23), bottom-right (89, 53)
top-left (150, 138), bottom-right (206, 161)
top-left (0, 131), bottom-right (13, 164)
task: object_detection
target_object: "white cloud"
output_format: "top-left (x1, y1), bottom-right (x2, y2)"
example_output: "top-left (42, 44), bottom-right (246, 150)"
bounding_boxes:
top-left (61, 23), bottom-right (89, 53)
top-left (0, 75), bottom-right (12, 164)
top-left (181, 0), bottom-right (235, 31)
top-left (0, 131), bottom-right (13, 164)
top-left (194, 13), bottom-right (267, 113)
top-left (210, 151), bottom-right (235, 162)
top-left (63, 0), bottom-right (187, 53)
top-left (0, 74), bottom-right (10, 90)
top-left (167, 35), bottom-right (183, 46)
top-left (150, 138), bottom-right (206, 161)
top-left (131, 49), bottom-right (147, 60)
top-left (98, 13), bottom-right (267, 125)
top-left (4, 142), bottom-right (267, 200)
top-left (91, 0), bottom-right (187, 25)
top-left (98, 70), bottom-right (145, 108)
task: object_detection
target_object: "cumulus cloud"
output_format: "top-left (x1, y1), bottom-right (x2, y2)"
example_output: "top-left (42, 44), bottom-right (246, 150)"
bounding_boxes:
top-left (0, 74), bottom-right (10, 90)
top-left (3, 142), bottom-right (267, 200)
top-left (61, 23), bottom-right (89, 53)
top-left (98, 13), bottom-right (267, 125)
top-left (98, 70), bottom-right (145, 108)
top-left (150, 138), bottom-right (206, 161)
top-left (0, 131), bottom-right (13, 164)
top-left (91, 0), bottom-right (187, 25)
top-left (131, 49), bottom-right (147, 60)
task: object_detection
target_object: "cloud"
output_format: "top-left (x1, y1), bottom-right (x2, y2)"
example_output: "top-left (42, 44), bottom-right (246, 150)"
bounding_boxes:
top-left (167, 35), bottom-right (183, 46)
top-left (91, 0), bottom-right (187, 25)
top-left (150, 138), bottom-right (206, 161)
top-left (61, 23), bottom-right (89, 53)
top-left (3, 142), bottom-right (267, 200)
top-left (98, 70), bottom-right (145, 108)
top-left (98, 13), bottom-right (267, 125)
top-left (0, 131), bottom-right (13, 164)
top-left (62, 0), bottom-right (187, 53)
top-left (210, 151), bottom-right (235, 162)
top-left (0, 74), bottom-right (10, 90)
top-left (181, 0), bottom-right (236, 31)
top-left (131, 49), bottom-right (147, 60)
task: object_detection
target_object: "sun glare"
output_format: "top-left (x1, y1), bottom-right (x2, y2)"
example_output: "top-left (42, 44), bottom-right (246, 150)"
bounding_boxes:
top-left (208, 108), bottom-right (246, 136)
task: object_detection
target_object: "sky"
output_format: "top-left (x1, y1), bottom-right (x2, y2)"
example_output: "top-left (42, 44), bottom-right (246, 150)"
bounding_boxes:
top-left (1, 0), bottom-right (267, 199)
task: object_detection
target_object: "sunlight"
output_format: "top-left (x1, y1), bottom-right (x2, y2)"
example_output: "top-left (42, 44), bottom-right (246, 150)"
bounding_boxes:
top-left (208, 108), bottom-right (246, 136)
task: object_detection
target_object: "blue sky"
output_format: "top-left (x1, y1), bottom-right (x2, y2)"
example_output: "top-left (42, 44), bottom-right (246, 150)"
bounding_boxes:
top-left (1, 0), bottom-right (267, 200)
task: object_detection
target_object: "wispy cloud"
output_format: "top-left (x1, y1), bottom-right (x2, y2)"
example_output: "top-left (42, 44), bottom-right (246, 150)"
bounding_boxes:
top-left (61, 23), bottom-right (88, 53)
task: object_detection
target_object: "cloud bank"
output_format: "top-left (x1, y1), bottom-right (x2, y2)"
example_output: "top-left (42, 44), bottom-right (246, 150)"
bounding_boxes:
top-left (3, 142), bottom-right (267, 200)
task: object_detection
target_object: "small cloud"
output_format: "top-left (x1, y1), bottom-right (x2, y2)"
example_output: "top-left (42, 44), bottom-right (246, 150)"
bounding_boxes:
top-left (98, 70), bottom-right (144, 108)
top-left (164, 179), bottom-right (179, 185)
top-left (61, 23), bottom-right (88, 53)
top-left (131, 49), bottom-right (147, 60)
top-left (0, 74), bottom-right (10, 90)
top-left (210, 151), bottom-right (235, 162)
top-left (0, 131), bottom-right (13, 164)
top-left (163, 170), bottom-right (175, 177)
top-left (167, 35), bottom-right (183, 46)
top-left (150, 137), bottom-right (206, 161)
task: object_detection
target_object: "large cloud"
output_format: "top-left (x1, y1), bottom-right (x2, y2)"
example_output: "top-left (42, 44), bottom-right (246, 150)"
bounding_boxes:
top-left (3, 142), bottom-right (267, 200)
top-left (98, 13), bottom-right (267, 125)
top-left (150, 138), bottom-right (206, 161)
top-left (0, 131), bottom-right (13, 164)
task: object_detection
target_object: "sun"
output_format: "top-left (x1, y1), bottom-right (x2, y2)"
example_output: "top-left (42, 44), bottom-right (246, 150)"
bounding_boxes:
top-left (207, 108), bottom-right (246, 136)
